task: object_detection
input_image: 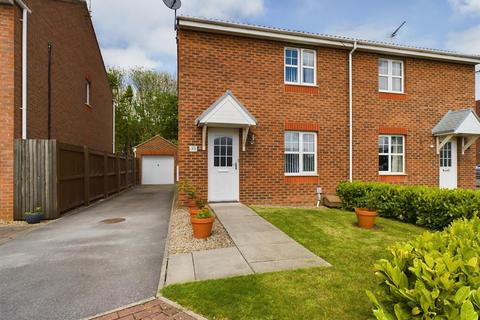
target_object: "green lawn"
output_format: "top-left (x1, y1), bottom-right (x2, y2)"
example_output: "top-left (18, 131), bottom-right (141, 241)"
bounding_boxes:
top-left (162, 207), bottom-right (425, 320)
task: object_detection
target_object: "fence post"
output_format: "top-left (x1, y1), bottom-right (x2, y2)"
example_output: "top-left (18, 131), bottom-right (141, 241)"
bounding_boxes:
top-left (132, 158), bottom-right (136, 186)
top-left (84, 146), bottom-right (90, 206)
top-left (116, 154), bottom-right (120, 193)
top-left (103, 154), bottom-right (108, 198)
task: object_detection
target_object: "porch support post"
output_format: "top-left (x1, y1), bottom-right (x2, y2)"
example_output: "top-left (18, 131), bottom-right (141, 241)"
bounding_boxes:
top-left (436, 135), bottom-right (454, 154)
top-left (242, 127), bottom-right (249, 152)
top-left (202, 126), bottom-right (207, 151)
top-left (461, 136), bottom-right (478, 155)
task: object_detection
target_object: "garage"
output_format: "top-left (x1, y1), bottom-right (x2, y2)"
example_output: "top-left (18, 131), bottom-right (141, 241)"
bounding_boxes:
top-left (134, 135), bottom-right (178, 185)
top-left (141, 156), bottom-right (175, 185)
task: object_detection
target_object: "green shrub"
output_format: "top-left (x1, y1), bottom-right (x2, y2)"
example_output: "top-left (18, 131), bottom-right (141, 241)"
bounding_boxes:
top-left (336, 181), bottom-right (480, 230)
top-left (367, 217), bottom-right (480, 320)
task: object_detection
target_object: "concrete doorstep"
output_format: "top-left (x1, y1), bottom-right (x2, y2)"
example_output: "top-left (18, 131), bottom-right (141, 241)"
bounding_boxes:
top-left (164, 203), bottom-right (330, 286)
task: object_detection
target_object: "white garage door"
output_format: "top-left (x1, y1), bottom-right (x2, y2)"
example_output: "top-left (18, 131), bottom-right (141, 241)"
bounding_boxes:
top-left (142, 156), bottom-right (175, 185)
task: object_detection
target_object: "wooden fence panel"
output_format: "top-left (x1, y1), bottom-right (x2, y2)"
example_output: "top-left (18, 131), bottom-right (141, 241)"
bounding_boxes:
top-left (14, 139), bottom-right (136, 221)
top-left (14, 140), bottom-right (57, 220)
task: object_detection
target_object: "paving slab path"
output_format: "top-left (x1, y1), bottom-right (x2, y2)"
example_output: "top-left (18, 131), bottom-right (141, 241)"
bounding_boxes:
top-left (0, 185), bottom-right (174, 320)
top-left (165, 203), bottom-right (329, 285)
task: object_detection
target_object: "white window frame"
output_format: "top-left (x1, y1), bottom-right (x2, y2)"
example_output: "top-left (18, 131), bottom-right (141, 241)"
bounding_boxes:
top-left (378, 135), bottom-right (405, 175)
top-left (284, 48), bottom-right (317, 86)
top-left (85, 79), bottom-right (91, 106)
top-left (284, 131), bottom-right (318, 176)
top-left (378, 58), bottom-right (404, 93)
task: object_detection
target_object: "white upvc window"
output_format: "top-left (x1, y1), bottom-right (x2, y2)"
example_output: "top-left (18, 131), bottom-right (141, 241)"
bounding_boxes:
top-left (379, 135), bottom-right (405, 174)
top-left (284, 48), bottom-right (316, 86)
top-left (285, 131), bottom-right (317, 176)
top-left (85, 79), bottom-right (91, 105)
top-left (378, 58), bottom-right (404, 93)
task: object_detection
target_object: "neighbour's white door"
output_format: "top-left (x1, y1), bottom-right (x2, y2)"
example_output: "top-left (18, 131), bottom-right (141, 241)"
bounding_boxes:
top-left (208, 128), bottom-right (239, 202)
top-left (439, 139), bottom-right (457, 189)
top-left (142, 156), bottom-right (175, 185)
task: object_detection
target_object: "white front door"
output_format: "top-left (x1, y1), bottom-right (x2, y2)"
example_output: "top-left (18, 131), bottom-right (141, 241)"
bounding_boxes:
top-left (208, 128), bottom-right (239, 202)
top-left (142, 156), bottom-right (175, 185)
top-left (439, 139), bottom-right (457, 189)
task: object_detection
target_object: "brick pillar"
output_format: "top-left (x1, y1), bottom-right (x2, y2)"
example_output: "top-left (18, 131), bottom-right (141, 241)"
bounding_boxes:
top-left (0, 6), bottom-right (15, 221)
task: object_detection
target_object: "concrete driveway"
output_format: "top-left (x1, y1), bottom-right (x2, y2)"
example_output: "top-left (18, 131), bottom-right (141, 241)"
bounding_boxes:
top-left (0, 185), bottom-right (174, 320)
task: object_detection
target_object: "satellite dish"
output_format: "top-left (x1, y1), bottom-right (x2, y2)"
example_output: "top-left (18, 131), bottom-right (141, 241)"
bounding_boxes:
top-left (163, 0), bottom-right (181, 10)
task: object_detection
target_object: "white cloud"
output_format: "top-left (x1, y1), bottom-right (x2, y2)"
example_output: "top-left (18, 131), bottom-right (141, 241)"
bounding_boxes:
top-left (102, 46), bottom-right (162, 70)
top-left (91, 0), bottom-right (265, 70)
top-left (446, 25), bottom-right (480, 54)
top-left (448, 0), bottom-right (480, 14)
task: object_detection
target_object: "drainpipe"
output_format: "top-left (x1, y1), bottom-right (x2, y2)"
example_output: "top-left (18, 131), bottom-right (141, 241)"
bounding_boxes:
top-left (20, 5), bottom-right (29, 139)
top-left (349, 41), bottom-right (357, 182)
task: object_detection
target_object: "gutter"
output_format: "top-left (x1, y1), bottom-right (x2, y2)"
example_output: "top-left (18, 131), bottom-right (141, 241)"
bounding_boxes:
top-left (349, 41), bottom-right (357, 182)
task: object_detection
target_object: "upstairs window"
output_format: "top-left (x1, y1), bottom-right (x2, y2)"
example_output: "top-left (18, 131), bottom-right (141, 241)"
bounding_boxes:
top-left (379, 58), bottom-right (404, 93)
top-left (285, 48), bottom-right (316, 85)
top-left (285, 131), bottom-right (317, 175)
top-left (85, 79), bottom-right (91, 106)
top-left (379, 135), bottom-right (405, 174)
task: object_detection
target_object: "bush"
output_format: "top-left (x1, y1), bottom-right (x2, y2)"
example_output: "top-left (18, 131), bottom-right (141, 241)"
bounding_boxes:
top-left (336, 181), bottom-right (480, 230)
top-left (367, 217), bottom-right (480, 320)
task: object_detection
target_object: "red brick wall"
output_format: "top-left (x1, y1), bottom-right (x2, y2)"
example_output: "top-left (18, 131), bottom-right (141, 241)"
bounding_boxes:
top-left (178, 29), bottom-right (477, 205)
top-left (0, 5), bottom-right (15, 220)
top-left (352, 53), bottom-right (476, 189)
top-left (19, 0), bottom-right (113, 152)
top-left (135, 136), bottom-right (178, 184)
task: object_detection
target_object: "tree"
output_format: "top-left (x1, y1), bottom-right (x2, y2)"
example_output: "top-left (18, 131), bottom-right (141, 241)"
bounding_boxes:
top-left (107, 67), bottom-right (178, 155)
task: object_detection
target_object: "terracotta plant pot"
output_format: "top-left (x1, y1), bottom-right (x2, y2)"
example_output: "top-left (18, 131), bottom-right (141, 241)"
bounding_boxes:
top-left (355, 208), bottom-right (377, 229)
top-left (189, 207), bottom-right (201, 216)
top-left (191, 215), bottom-right (215, 239)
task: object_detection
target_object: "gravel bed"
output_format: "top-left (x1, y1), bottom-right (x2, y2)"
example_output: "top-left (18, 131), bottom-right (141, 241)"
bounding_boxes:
top-left (0, 219), bottom-right (30, 226)
top-left (168, 207), bottom-right (234, 255)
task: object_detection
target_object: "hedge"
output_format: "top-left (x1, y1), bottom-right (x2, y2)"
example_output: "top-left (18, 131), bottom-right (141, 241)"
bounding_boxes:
top-left (336, 181), bottom-right (480, 230)
top-left (367, 217), bottom-right (480, 320)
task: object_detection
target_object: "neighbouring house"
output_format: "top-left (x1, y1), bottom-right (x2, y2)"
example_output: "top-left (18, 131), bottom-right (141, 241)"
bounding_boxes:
top-left (0, 0), bottom-right (113, 220)
top-left (134, 135), bottom-right (178, 185)
top-left (477, 100), bottom-right (480, 164)
top-left (177, 17), bottom-right (480, 206)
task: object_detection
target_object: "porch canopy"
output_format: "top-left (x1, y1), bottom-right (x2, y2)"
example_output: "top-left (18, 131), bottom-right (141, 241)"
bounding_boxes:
top-left (196, 91), bottom-right (257, 151)
top-left (432, 108), bottom-right (480, 154)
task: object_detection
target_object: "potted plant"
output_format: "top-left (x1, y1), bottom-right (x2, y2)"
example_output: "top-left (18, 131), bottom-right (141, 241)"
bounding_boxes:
top-left (190, 199), bottom-right (206, 216)
top-left (191, 208), bottom-right (215, 239)
top-left (355, 191), bottom-right (378, 229)
top-left (24, 211), bottom-right (43, 224)
top-left (34, 206), bottom-right (45, 220)
top-left (178, 180), bottom-right (197, 210)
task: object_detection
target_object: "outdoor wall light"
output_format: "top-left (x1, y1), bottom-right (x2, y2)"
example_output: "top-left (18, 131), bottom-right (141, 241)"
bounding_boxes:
top-left (249, 132), bottom-right (255, 145)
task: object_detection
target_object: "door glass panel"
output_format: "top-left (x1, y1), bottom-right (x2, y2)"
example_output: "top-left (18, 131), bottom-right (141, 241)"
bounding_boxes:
top-left (440, 142), bottom-right (452, 168)
top-left (214, 136), bottom-right (233, 168)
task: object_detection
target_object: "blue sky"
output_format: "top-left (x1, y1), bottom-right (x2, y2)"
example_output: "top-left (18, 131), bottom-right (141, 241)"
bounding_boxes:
top-left (91, 0), bottom-right (480, 98)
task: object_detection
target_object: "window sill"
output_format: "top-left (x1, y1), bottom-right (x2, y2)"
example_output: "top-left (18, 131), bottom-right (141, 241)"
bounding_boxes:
top-left (285, 174), bottom-right (318, 177)
top-left (378, 173), bottom-right (407, 176)
top-left (284, 82), bottom-right (318, 87)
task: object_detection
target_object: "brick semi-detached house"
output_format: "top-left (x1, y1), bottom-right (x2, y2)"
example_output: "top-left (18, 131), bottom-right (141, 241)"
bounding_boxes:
top-left (177, 17), bottom-right (480, 206)
top-left (0, 0), bottom-right (113, 220)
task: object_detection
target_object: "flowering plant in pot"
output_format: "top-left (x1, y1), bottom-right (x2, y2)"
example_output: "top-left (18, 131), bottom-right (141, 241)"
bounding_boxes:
top-left (191, 208), bottom-right (215, 239)
top-left (24, 209), bottom-right (43, 224)
top-left (355, 191), bottom-right (378, 229)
